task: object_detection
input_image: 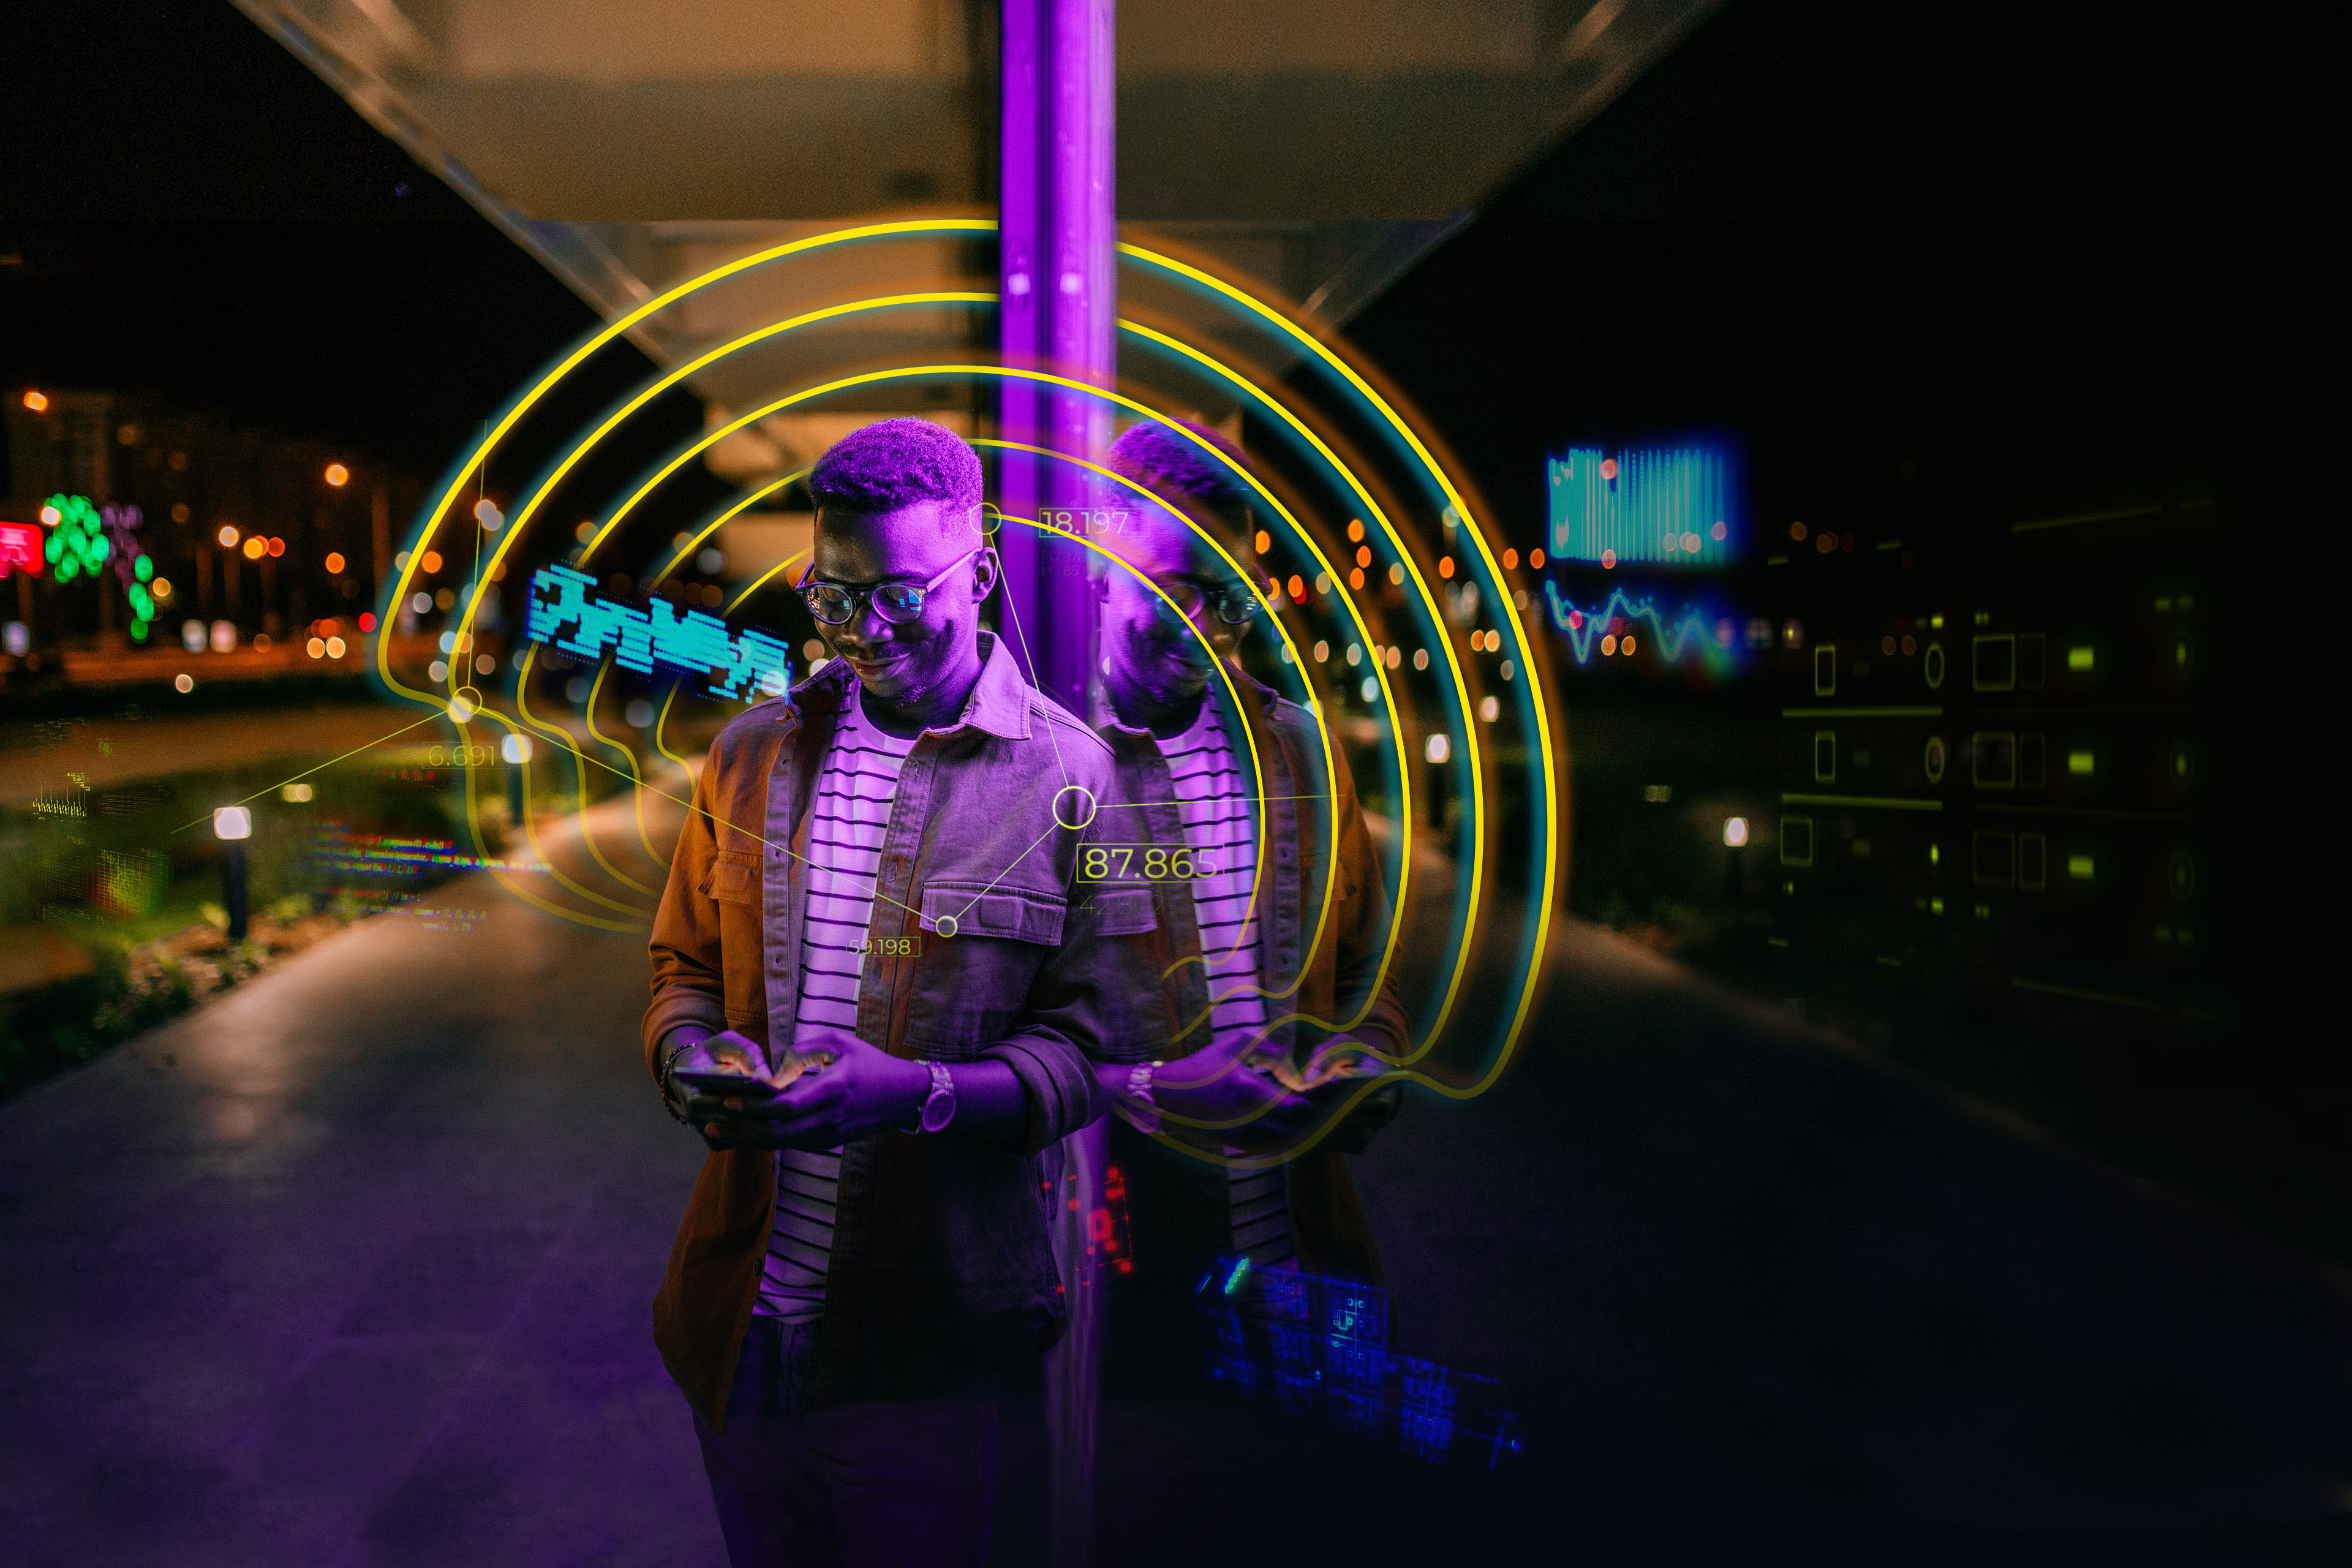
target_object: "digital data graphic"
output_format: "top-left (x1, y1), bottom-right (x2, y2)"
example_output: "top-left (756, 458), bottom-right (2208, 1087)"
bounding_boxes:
top-left (323, 219), bottom-right (1567, 1162)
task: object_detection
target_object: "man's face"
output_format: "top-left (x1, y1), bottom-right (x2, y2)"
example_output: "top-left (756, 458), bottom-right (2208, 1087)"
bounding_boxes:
top-left (1101, 507), bottom-right (1251, 707)
top-left (809, 502), bottom-right (994, 709)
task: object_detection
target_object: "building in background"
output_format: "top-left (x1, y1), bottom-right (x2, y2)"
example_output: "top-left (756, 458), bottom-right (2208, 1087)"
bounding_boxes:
top-left (2, 386), bottom-right (423, 674)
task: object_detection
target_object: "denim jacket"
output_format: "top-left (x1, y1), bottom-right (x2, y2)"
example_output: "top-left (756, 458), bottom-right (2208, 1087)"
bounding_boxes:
top-left (1091, 663), bottom-right (1409, 1315)
top-left (643, 634), bottom-right (1137, 1428)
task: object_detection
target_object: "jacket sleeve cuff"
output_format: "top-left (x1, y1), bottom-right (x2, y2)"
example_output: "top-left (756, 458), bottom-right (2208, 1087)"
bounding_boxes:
top-left (641, 991), bottom-right (729, 1082)
top-left (980, 1033), bottom-right (1109, 1155)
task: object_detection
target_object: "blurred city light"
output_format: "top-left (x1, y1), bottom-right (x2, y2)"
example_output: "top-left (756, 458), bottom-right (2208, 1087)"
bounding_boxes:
top-left (1724, 816), bottom-right (1750, 848)
top-left (325, 463), bottom-right (350, 488)
top-left (218, 526), bottom-right (238, 547)
top-left (22, 390), bottom-right (49, 413)
top-left (473, 499), bottom-right (503, 531)
top-left (326, 636), bottom-right (347, 657)
top-left (501, 734), bottom-right (533, 764)
top-left (1425, 733), bottom-right (1450, 764)
top-left (325, 552), bottom-right (346, 573)
top-left (213, 807), bottom-right (252, 840)
top-left (209, 620), bottom-right (236, 653)
top-left (173, 673), bottom-right (194, 693)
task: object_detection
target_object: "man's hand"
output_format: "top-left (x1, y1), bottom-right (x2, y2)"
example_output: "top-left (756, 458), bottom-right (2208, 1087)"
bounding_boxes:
top-left (1129, 1047), bottom-right (1319, 1156)
top-left (1107, 1031), bottom-right (1393, 1155)
top-left (688, 1028), bottom-right (929, 1152)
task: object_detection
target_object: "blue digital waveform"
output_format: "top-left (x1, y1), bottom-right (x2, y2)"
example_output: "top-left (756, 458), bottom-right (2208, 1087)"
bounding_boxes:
top-left (1542, 580), bottom-right (1733, 666)
top-left (525, 565), bottom-right (791, 701)
top-left (1547, 441), bottom-right (1736, 567)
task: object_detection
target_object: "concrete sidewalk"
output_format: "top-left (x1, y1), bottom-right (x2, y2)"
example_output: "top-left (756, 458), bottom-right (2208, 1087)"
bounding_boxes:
top-left (6, 797), bottom-right (2352, 1562)
top-left (0, 869), bottom-right (718, 1568)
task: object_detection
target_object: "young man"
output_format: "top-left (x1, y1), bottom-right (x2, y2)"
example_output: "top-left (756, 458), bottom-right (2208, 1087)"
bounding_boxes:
top-left (1082, 418), bottom-right (1409, 1564)
top-left (644, 418), bottom-right (1123, 1567)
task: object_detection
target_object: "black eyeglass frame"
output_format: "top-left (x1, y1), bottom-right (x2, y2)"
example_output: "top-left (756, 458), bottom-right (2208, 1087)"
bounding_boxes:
top-left (796, 545), bottom-right (988, 627)
top-left (1148, 571), bottom-right (1265, 627)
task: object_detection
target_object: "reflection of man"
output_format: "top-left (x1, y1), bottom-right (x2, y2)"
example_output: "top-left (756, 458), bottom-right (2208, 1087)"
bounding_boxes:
top-left (1085, 419), bottom-right (1408, 1561)
top-left (644, 418), bottom-right (1117, 1566)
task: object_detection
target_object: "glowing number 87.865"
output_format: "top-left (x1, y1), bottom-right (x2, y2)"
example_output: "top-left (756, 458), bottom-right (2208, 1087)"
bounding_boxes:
top-left (1079, 843), bottom-right (1212, 881)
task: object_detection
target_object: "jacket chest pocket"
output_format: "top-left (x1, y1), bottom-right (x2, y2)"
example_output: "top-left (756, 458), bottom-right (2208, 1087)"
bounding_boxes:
top-left (905, 880), bottom-right (1068, 1055)
top-left (697, 850), bottom-right (766, 1030)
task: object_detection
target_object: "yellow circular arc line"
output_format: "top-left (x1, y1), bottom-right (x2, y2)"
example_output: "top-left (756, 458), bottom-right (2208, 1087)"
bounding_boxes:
top-left (452, 294), bottom-right (993, 672)
top-left (1119, 241), bottom-right (1559, 1102)
top-left (434, 276), bottom-right (1393, 1011)
top-left (653, 467), bottom-right (811, 587)
top-left (983, 505), bottom-right (1276, 1079)
top-left (586, 363), bottom-right (1410, 1049)
top-left (393, 221), bottom-right (1542, 1118)
top-left (581, 655), bottom-right (666, 886)
top-left (451, 706), bottom-right (649, 933)
top-left (538, 357), bottom-right (1425, 1054)
top-left (973, 445), bottom-right (1297, 976)
top-left (1100, 330), bottom-right (1464, 1047)
top-left (512, 643), bottom-right (663, 914)
top-left (377, 219), bottom-right (996, 705)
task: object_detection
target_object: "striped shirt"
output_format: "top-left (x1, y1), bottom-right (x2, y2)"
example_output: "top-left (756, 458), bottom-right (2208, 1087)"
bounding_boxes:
top-left (1156, 693), bottom-right (1295, 1271)
top-left (755, 687), bottom-right (919, 1324)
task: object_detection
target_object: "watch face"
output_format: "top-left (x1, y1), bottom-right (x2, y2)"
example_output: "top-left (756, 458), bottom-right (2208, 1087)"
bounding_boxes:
top-left (919, 1064), bottom-right (956, 1133)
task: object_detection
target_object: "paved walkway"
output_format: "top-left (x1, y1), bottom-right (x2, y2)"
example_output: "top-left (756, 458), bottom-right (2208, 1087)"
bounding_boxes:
top-left (0, 704), bottom-right (421, 806)
top-left (5, 791), bottom-right (2351, 1563)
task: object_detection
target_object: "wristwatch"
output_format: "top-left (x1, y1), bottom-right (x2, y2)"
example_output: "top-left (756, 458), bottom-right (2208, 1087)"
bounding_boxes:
top-left (1124, 1059), bottom-right (1164, 1134)
top-left (903, 1060), bottom-right (956, 1134)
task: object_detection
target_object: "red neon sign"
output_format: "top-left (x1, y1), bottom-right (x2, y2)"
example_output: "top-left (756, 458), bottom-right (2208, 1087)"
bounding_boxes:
top-left (0, 521), bottom-right (43, 576)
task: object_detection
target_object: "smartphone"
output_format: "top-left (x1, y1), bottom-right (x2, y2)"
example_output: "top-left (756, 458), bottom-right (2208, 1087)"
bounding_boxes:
top-left (673, 1068), bottom-right (780, 1101)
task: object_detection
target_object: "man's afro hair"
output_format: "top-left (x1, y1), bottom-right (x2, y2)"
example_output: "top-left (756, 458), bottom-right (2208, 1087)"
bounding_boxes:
top-left (807, 418), bottom-right (985, 516)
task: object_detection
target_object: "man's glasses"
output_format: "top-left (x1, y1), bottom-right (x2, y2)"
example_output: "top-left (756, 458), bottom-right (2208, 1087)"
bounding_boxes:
top-left (797, 546), bottom-right (984, 627)
top-left (1152, 575), bottom-right (1264, 627)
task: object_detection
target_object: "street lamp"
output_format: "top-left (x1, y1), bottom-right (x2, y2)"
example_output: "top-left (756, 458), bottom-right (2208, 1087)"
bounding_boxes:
top-left (502, 732), bottom-right (533, 826)
top-left (213, 807), bottom-right (252, 940)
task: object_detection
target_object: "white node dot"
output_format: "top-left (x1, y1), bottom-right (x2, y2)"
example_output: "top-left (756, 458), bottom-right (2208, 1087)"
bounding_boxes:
top-left (1052, 785), bottom-right (1098, 831)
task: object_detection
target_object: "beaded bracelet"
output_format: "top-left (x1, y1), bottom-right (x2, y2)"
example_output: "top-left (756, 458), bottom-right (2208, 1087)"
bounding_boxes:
top-left (657, 1033), bottom-right (703, 1125)
top-left (1124, 1059), bottom-right (1164, 1134)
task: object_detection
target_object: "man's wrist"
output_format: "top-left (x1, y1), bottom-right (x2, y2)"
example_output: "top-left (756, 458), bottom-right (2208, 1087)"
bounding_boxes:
top-left (902, 1059), bottom-right (933, 1131)
top-left (658, 1026), bottom-right (714, 1120)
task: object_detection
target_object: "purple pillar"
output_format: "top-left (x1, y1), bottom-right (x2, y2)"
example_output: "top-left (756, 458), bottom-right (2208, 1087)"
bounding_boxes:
top-left (1000, 6), bottom-right (1114, 1565)
top-left (997, 0), bottom-right (1113, 717)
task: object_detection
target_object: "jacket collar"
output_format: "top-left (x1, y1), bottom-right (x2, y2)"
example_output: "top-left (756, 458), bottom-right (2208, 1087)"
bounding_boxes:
top-left (782, 631), bottom-right (1031, 741)
top-left (1096, 657), bottom-right (1277, 742)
